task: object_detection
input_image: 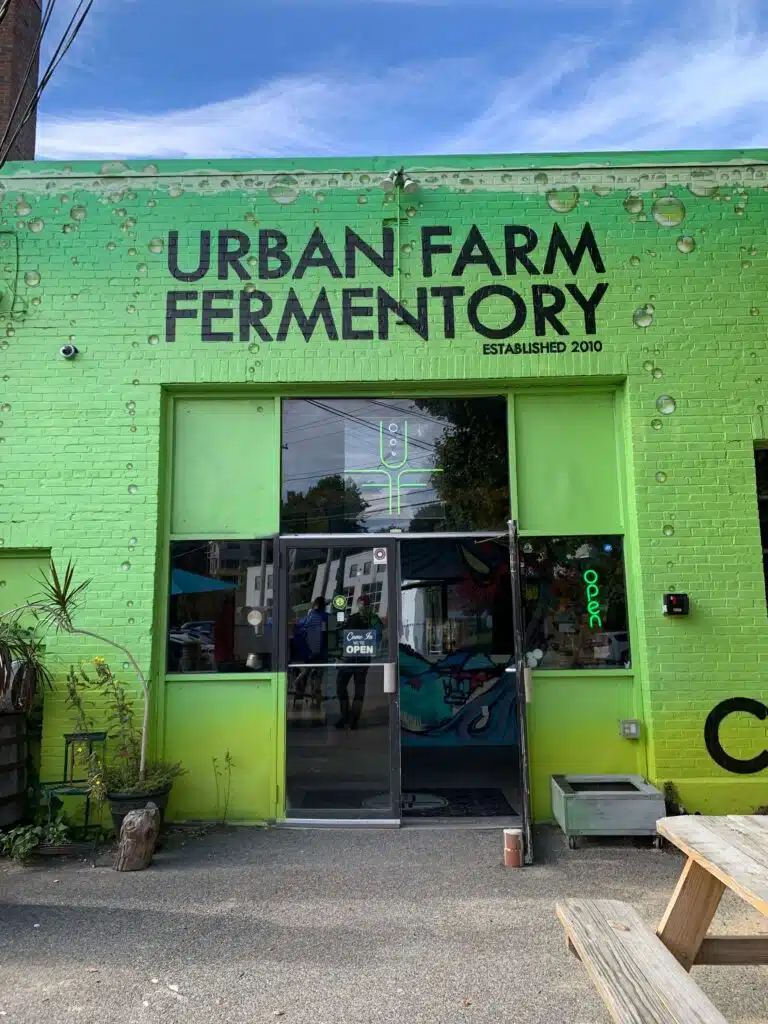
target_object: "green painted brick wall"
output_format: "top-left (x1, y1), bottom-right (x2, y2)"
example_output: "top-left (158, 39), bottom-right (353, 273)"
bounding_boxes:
top-left (0, 150), bottom-right (766, 820)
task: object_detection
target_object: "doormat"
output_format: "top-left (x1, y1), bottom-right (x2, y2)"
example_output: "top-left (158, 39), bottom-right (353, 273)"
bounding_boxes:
top-left (298, 790), bottom-right (384, 810)
top-left (402, 788), bottom-right (516, 818)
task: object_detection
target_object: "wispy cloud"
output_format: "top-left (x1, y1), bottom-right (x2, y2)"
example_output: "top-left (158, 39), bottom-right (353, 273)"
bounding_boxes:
top-left (40, 0), bottom-right (134, 90)
top-left (37, 59), bottom-right (484, 159)
top-left (445, 1), bottom-right (768, 152)
top-left (36, 0), bottom-right (768, 160)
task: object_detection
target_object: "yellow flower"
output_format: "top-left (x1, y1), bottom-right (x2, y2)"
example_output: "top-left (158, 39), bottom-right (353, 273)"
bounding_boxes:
top-left (93, 656), bottom-right (106, 665)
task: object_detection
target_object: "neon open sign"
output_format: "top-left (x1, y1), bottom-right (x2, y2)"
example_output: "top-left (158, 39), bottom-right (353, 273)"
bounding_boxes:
top-left (583, 569), bottom-right (603, 628)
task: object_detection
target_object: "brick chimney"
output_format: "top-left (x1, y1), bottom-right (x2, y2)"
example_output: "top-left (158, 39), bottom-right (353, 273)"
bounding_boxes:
top-left (0, 0), bottom-right (42, 161)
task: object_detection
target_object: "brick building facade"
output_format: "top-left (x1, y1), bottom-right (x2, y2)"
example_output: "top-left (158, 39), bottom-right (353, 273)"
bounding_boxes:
top-left (0, 151), bottom-right (766, 839)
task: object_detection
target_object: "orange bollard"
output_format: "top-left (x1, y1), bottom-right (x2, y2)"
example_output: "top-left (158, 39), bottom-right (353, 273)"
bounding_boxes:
top-left (503, 828), bottom-right (523, 868)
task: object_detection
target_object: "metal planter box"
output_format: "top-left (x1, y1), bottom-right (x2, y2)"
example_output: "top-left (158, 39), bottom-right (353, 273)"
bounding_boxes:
top-left (551, 774), bottom-right (666, 848)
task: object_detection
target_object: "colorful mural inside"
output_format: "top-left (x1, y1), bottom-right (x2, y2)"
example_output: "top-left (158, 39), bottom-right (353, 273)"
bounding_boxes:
top-left (398, 537), bottom-right (518, 746)
top-left (399, 648), bottom-right (517, 746)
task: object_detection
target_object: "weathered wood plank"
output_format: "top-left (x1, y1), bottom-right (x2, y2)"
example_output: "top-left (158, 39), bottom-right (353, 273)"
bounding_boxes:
top-left (657, 858), bottom-right (726, 971)
top-left (695, 936), bottom-right (768, 966)
top-left (657, 816), bottom-right (768, 916)
top-left (722, 817), bottom-right (768, 871)
top-left (556, 898), bottom-right (728, 1024)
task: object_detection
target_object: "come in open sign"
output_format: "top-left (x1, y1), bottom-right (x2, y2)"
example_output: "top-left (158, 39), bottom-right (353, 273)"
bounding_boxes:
top-left (343, 629), bottom-right (377, 657)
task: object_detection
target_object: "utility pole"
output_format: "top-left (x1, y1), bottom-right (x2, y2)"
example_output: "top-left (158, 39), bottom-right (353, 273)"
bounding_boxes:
top-left (0, 0), bottom-right (42, 161)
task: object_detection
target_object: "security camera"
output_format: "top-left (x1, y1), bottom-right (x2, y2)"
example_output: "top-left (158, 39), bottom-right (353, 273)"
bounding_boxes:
top-left (59, 344), bottom-right (79, 360)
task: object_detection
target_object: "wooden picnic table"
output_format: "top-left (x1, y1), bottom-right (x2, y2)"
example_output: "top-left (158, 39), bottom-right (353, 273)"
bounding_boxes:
top-left (656, 814), bottom-right (768, 971)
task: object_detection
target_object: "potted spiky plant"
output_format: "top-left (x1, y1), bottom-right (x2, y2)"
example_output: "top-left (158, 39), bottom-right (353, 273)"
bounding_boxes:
top-left (5, 560), bottom-right (182, 836)
top-left (65, 659), bottom-right (183, 836)
top-left (0, 618), bottom-right (52, 826)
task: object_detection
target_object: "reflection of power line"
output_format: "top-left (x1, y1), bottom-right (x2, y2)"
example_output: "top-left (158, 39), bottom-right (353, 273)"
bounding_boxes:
top-left (364, 398), bottom-right (449, 426)
top-left (282, 497), bottom-right (445, 528)
top-left (284, 453), bottom-right (436, 487)
top-left (306, 399), bottom-right (437, 454)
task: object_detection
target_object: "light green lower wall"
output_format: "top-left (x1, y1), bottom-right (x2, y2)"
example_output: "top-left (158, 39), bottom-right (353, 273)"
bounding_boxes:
top-left (527, 672), bottom-right (643, 821)
top-left (160, 670), bottom-right (645, 825)
top-left (163, 674), bottom-right (281, 822)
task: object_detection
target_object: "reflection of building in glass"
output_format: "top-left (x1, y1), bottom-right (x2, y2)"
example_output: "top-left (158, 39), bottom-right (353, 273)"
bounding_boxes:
top-left (310, 555), bottom-right (389, 616)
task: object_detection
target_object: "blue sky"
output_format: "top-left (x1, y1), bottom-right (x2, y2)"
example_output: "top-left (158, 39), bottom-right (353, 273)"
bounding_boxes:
top-left (36, 0), bottom-right (768, 159)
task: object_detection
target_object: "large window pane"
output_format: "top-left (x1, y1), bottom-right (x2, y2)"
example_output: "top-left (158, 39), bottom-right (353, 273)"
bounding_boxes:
top-left (281, 398), bottom-right (510, 533)
top-left (168, 540), bottom-right (274, 673)
top-left (285, 545), bottom-right (390, 663)
top-left (519, 536), bottom-right (630, 670)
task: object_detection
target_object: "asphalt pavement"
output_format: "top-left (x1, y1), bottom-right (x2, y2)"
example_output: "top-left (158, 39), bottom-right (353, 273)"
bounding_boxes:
top-left (1, 825), bottom-right (766, 1023)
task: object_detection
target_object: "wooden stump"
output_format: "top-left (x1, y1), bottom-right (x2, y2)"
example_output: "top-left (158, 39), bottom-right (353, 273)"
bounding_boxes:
top-left (114, 802), bottom-right (160, 872)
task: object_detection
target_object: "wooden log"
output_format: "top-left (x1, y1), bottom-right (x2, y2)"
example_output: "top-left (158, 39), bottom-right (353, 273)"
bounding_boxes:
top-left (114, 802), bottom-right (160, 872)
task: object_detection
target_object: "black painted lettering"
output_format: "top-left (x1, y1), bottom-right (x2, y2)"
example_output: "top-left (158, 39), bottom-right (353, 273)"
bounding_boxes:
top-left (452, 225), bottom-right (502, 277)
top-left (239, 289), bottom-right (273, 342)
top-left (467, 285), bottom-right (526, 339)
top-left (377, 287), bottom-right (429, 341)
top-left (504, 226), bottom-right (540, 275)
top-left (345, 227), bottom-right (394, 278)
top-left (168, 231), bottom-right (211, 283)
top-left (543, 222), bottom-right (606, 274)
top-left (532, 285), bottom-right (568, 336)
top-left (421, 226), bottom-right (452, 277)
top-left (704, 697), bottom-right (768, 774)
top-left (342, 288), bottom-right (374, 340)
top-left (217, 230), bottom-right (251, 281)
top-left (277, 288), bottom-right (338, 342)
top-left (165, 290), bottom-right (199, 342)
top-left (430, 286), bottom-right (465, 339)
top-left (565, 282), bottom-right (609, 334)
top-left (258, 230), bottom-right (291, 279)
top-left (202, 290), bottom-right (234, 342)
top-left (293, 227), bottom-right (343, 280)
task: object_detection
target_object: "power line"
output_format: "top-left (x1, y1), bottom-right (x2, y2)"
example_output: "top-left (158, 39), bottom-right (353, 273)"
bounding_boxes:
top-left (0, 0), bottom-right (94, 169)
top-left (0, 0), bottom-right (57, 163)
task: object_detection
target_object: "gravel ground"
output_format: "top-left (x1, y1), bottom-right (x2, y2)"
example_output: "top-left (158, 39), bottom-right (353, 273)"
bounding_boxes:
top-left (0, 825), bottom-right (766, 1023)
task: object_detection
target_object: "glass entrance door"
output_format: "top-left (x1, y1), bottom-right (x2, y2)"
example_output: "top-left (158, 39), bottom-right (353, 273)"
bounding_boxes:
top-left (397, 536), bottom-right (524, 822)
top-left (282, 539), bottom-right (400, 821)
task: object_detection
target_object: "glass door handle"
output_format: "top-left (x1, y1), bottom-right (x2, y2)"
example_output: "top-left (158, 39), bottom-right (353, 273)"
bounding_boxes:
top-left (383, 663), bottom-right (397, 694)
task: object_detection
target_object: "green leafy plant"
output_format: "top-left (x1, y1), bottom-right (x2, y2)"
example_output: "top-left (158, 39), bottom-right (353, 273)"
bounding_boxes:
top-left (212, 749), bottom-right (235, 824)
top-left (0, 619), bottom-right (52, 713)
top-left (1, 560), bottom-right (153, 780)
top-left (0, 816), bottom-right (69, 863)
top-left (662, 781), bottom-right (685, 816)
top-left (66, 660), bottom-right (183, 798)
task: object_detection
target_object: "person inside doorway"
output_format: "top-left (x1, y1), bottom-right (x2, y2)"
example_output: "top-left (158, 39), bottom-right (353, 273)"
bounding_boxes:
top-left (335, 595), bottom-right (382, 729)
top-left (290, 597), bottom-right (329, 709)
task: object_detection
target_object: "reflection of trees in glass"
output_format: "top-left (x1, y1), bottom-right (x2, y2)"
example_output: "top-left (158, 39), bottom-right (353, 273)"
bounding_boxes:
top-left (414, 399), bottom-right (509, 530)
top-left (409, 502), bottom-right (445, 532)
top-left (281, 474), bottom-right (368, 534)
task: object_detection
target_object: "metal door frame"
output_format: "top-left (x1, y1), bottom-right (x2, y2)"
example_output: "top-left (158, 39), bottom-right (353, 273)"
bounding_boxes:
top-left (507, 520), bottom-right (535, 864)
top-left (278, 536), bottom-right (402, 823)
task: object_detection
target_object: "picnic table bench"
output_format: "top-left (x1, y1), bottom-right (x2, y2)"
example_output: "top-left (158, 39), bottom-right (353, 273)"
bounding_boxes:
top-left (557, 814), bottom-right (768, 1023)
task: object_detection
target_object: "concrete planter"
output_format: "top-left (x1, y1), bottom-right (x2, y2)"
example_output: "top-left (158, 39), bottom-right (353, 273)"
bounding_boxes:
top-left (551, 774), bottom-right (666, 849)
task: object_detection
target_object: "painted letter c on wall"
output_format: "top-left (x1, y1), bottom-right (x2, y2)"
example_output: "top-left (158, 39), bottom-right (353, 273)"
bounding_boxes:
top-left (704, 697), bottom-right (768, 775)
